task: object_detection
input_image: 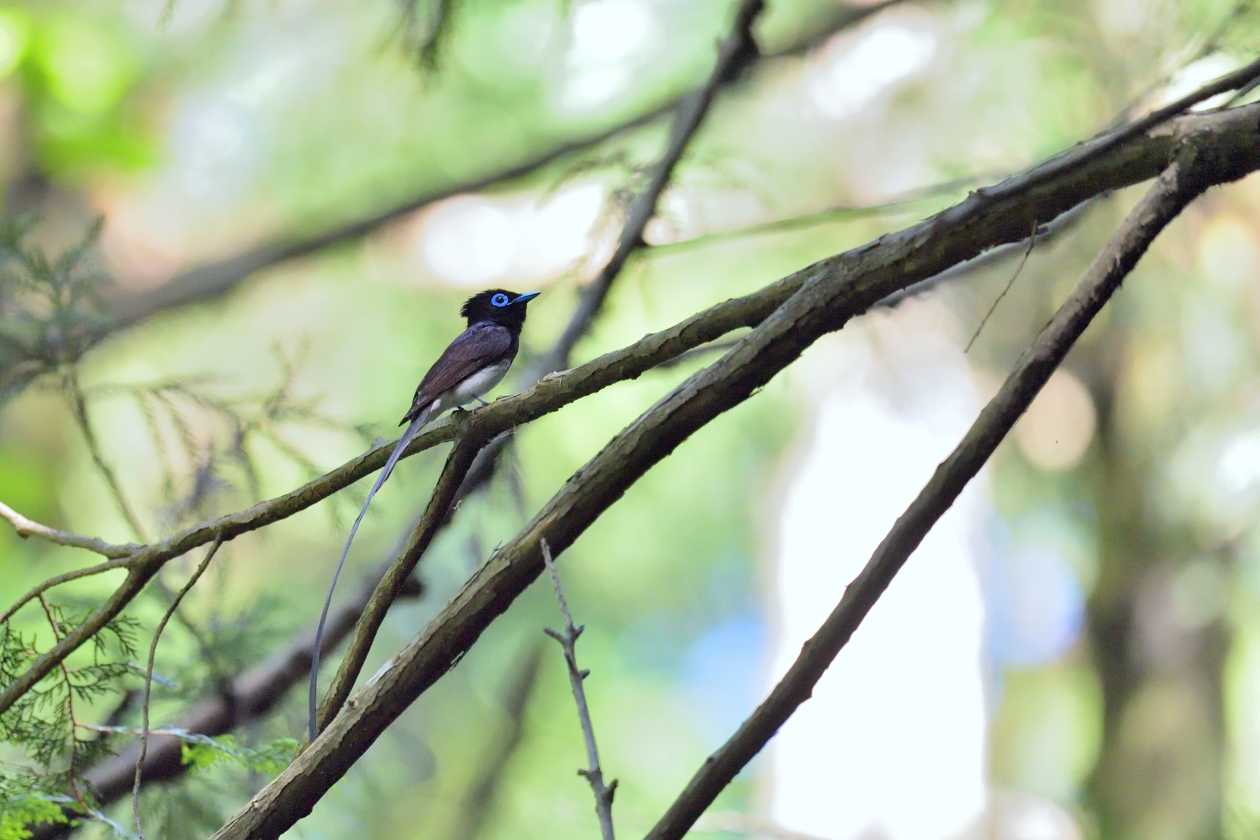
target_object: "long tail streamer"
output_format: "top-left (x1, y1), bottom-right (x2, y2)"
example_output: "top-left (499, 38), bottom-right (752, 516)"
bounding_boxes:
top-left (308, 407), bottom-right (430, 741)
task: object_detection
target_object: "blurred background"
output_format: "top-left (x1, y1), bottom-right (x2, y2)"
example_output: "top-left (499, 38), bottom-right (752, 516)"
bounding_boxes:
top-left (2, 0), bottom-right (1260, 838)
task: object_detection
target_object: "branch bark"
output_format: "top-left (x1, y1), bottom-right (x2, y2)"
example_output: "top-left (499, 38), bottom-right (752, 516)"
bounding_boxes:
top-left (207, 103), bottom-right (1260, 840)
top-left (313, 435), bottom-right (482, 734)
top-left (643, 147), bottom-right (1226, 840)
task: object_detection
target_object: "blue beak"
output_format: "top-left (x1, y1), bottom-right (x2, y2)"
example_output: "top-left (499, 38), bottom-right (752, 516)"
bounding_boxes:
top-left (513, 291), bottom-right (540, 305)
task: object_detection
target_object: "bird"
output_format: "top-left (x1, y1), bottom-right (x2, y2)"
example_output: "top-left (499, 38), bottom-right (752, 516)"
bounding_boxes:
top-left (309, 288), bottom-right (539, 741)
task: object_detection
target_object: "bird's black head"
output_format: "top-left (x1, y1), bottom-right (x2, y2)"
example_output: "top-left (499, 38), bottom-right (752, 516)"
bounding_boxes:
top-left (460, 289), bottom-right (540, 331)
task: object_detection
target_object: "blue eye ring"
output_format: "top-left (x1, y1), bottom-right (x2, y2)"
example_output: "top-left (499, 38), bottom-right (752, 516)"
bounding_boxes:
top-left (491, 293), bottom-right (510, 307)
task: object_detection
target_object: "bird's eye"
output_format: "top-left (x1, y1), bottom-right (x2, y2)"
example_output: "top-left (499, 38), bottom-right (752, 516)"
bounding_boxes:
top-left (491, 293), bottom-right (510, 307)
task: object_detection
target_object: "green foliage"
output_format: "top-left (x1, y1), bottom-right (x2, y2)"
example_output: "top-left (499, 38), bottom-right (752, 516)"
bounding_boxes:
top-left (0, 604), bottom-right (138, 825)
top-left (0, 216), bottom-right (111, 402)
top-left (0, 772), bottom-right (68, 840)
top-left (180, 733), bottom-right (298, 777)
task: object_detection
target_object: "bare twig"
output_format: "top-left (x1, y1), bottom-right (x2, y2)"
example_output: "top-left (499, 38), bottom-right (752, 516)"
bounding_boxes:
top-left (643, 153), bottom-right (1219, 840)
top-left (644, 174), bottom-right (987, 257)
top-left (133, 535), bottom-right (223, 839)
top-left (206, 103), bottom-right (1260, 840)
top-left (541, 539), bottom-right (616, 840)
top-left (0, 501), bottom-right (140, 559)
top-left (964, 223), bottom-right (1038, 353)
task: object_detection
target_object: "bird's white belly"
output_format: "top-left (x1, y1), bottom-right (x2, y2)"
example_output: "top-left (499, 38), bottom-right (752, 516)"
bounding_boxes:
top-left (441, 360), bottom-right (511, 412)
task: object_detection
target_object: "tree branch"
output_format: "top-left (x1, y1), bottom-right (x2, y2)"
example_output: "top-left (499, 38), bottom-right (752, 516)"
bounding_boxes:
top-left (0, 501), bottom-right (139, 560)
top-left (542, 539), bottom-right (616, 840)
top-left (643, 148), bottom-right (1223, 840)
top-left (311, 0), bottom-right (769, 735)
top-left (207, 101), bottom-right (1260, 840)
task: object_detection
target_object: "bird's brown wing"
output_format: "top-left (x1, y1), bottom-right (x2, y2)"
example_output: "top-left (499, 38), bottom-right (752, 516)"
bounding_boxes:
top-left (400, 321), bottom-right (514, 424)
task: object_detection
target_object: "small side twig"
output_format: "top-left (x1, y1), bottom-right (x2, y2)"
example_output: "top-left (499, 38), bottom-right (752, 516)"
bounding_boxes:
top-left (0, 501), bottom-right (141, 559)
top-left (541, 539), bottom-right (616, 840)
top-left (964, 222), bottom-right (1038, 353)
top-left (132, 535), bottom-right (224, 839)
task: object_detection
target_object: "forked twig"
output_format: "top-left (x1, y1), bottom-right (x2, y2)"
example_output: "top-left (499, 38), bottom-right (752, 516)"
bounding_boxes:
top-left (541, 539), bottom-right (616, 840)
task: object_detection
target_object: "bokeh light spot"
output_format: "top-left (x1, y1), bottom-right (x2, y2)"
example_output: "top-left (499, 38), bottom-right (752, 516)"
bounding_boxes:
top-left (1197, 215), bottom-right (1256, 294)
top-left (570, 0), bottom-right (651, 63)
top-left (0, 9), bottom-right (30, 79)
top-left (808, 22), bottom-right (937, 119)
top-left (37, 18), bottom-right (135, 114)
top-left (420, 196), bottom-right (519, 286)
top-left (1014, 369), bottom-right (1096, 471)
top-left (519, 183), bottom-right (605, 275)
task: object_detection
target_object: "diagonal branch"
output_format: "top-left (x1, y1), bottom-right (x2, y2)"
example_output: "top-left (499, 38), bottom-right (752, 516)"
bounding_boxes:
top-left (206, 104), bottom-right (1260, 840)
top-left (4, 98), bottom-right (1257, 727)
top-left (643, 149), bottom-right (1220, 840)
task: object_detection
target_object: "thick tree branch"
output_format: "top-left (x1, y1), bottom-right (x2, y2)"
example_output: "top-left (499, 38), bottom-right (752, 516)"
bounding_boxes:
top-left (4, 99), bottom-right (1257, 731)
top-left (207, 103), bottom-right (1260, 840)
top-left (643, 150), bottom-right (1224, 840)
